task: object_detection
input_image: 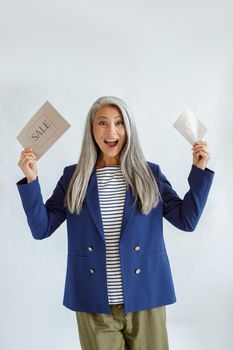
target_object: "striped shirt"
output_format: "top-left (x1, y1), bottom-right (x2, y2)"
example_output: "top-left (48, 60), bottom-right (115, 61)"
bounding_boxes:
top-left (96, 165), bottom-right (127, 305)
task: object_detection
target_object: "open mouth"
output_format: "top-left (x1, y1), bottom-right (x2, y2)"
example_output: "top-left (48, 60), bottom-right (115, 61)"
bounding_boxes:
top-left (104, 139), bottom-right (119, 148)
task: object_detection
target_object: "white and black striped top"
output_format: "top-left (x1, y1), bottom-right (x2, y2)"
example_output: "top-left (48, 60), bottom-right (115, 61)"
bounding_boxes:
top-left (96, 165), bottom-right (127, 305)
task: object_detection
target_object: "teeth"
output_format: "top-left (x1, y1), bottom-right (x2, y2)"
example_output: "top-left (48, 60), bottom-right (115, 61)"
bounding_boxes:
top-left (105, 139), bottom-right (118, 142)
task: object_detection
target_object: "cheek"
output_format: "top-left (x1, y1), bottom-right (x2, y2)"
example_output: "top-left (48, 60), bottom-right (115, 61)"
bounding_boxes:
top-left (93, 127), bottom-right (102, 140)
top-left (92, 129), bottom-right (97, 142)
top-left (120, 129), bottom-right (127, 142)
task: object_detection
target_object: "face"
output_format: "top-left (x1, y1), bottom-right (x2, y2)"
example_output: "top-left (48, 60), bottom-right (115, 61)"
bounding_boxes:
top-left (92, 104), bottom-right (127, 165)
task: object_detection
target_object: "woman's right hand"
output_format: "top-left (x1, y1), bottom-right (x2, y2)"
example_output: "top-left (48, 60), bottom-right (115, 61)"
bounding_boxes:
top-left (18, 148), bottom-right (38, 183)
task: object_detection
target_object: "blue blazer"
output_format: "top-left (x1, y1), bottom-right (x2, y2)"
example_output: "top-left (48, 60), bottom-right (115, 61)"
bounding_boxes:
top-left (16, 162), bottom-right (214, 314)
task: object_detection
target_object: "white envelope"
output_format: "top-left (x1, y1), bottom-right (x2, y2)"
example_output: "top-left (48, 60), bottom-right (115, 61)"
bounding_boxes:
top-left (173, 108), bottom-right (207, 145)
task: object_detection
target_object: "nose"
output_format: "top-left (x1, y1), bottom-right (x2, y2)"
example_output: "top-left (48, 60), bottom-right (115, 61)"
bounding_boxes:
top-left (106, 122), bottom-right (117, 135)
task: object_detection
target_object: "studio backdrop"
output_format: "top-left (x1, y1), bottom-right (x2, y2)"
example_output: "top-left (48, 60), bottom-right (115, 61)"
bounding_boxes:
top-left (0, 0), bottom-right (232, 349)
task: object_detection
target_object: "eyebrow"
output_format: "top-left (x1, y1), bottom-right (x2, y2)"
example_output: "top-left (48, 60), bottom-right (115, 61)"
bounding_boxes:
top-left (96, 115), bottom-right (122, 120)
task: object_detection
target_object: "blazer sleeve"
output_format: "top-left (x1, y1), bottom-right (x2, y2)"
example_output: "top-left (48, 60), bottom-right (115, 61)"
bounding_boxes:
top-left (16, 168), bottom-right (68, 240)
top-left (157, 164), bottom-right (215, 232)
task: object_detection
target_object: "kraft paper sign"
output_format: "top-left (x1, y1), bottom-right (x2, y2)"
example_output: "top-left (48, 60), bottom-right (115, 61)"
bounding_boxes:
top-left (16, 101), bottom-right (71, 159)
top-left (173, 108), bottom-right (207, 145)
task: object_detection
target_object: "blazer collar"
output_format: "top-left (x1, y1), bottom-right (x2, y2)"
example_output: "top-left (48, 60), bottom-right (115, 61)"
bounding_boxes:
top-left (85, 167), bottom-right (137, 243)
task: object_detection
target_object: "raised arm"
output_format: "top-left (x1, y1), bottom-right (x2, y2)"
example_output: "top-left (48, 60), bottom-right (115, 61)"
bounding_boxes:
top-left (17, 148), bottom-right (67, 239)
top-left (157, 140), bottom-right (214, 231)
top-left (157, 164), bottom-right (214, 231)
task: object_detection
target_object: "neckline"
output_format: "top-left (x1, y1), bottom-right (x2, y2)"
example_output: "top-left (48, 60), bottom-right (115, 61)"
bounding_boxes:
top-left (96, 165), bottom-right (121, 169)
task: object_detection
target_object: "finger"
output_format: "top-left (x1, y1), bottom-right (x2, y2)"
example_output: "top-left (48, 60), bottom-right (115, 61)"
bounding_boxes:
top-left (21, 151), bottom-right (37, 160)
top-left (193, 151), bottom-right (210, 160)
top-left (193, 140), bottom-right (207, 146)
top-left (22, 149), bottom-right (35, 154)
top-left (193, 143), bottom-right (208, 148)
top-left (21, 154), bottom-right (37, 162)
top-left (192, 148), bottom-right (208, 155)
top-left (21, 148), bottom-right (33, 154)
top-left (193, 149), bottom-right (209, 156)
top-left (192, 146), bottom-right (208, 153)
top-left (193, 141), bottom-right (207, 147)
top-left (19, 156), bottom-right (37, 166)
top-left (192, 143), bottom-right (208, 150)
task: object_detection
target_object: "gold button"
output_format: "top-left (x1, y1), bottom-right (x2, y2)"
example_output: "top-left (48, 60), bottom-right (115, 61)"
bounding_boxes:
top-left (134, 245), bottom-right (141, 251)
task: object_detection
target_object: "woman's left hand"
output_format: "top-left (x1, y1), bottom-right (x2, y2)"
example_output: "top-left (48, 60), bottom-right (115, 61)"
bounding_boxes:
top-left (192, 140), bottom-right (211, 170)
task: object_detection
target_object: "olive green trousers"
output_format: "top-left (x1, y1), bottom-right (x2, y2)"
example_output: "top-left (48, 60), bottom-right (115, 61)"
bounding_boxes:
top-left (75, 304), bottom-right (169, 350)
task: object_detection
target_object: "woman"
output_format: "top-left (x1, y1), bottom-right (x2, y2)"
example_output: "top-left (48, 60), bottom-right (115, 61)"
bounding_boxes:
top-left (17, 96), bottom-right (214, 350)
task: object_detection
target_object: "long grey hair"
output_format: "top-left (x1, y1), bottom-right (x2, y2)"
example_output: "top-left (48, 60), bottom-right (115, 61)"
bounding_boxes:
top-left (65, 96), bottom-right (162, 215)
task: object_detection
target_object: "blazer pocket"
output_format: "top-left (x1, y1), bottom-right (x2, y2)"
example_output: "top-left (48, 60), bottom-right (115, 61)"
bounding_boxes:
top-left (140, 249), bottom-right (166, 257)
top-left (68, 254), bottom-right (89, 258)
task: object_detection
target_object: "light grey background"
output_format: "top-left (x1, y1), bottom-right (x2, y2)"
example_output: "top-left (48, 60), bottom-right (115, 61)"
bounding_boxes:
top-left (1, 0), bottom-right (232, 349)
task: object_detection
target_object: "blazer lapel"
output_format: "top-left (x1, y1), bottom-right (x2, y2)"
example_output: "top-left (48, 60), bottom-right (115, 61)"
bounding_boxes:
top-left (85, 168), bottom-right (137, 243)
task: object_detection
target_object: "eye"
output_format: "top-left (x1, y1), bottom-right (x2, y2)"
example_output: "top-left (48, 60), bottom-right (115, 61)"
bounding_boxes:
top-left (117, 120), bottom-right (124, 125)
top-left (99, 121), bottom-right (106, 125)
